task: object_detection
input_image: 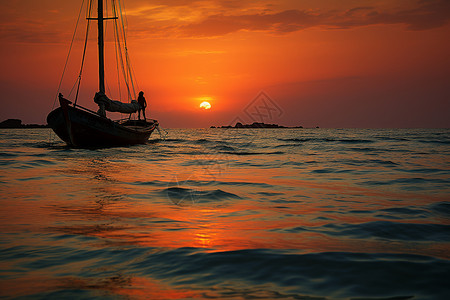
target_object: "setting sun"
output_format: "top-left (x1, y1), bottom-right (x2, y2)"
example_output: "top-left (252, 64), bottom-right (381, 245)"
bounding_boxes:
top-left (199, 101), bottom-right (211, 110)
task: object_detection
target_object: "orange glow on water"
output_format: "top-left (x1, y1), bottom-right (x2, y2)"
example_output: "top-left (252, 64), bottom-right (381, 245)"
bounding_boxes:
top-left (2, 128), bottom-right (450, 298)
top-left (2, 147), bottom-right (446, 257)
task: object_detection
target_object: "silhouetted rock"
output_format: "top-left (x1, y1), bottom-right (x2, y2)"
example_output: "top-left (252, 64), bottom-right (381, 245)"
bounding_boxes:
top-left (0, 119), bottom-right (49, 128)
top-left (234, 122), bottom-right (286, 128)
top-left (0, 119), bottom-right (22, 128)
top-left (212, 122), bottom-right (307, 128)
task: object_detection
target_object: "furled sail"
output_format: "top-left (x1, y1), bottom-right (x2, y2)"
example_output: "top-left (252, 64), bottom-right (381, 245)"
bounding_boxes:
top-left (94, 92), bottom-right (140, 116)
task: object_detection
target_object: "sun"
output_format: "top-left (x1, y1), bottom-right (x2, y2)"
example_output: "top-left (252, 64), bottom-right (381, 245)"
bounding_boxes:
top-left (199, 101), bottom-right (211, 110)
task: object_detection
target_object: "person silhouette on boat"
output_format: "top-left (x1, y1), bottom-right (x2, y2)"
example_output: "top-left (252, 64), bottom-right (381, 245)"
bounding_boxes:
top-left (137, 91), bottom-right (147, 120)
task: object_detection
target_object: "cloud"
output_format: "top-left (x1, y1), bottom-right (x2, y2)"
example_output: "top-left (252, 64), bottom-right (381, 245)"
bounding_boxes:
top-left (180, 10), bottom-right (315, 36)
top-left (0, 2), bottom-right (80, 44)
top-left (0, 20), bottom-right (68, 44)
top-left (1, 0), bottom-right (449, 43)
top-left (365, 0), bottom-right (450, 31)
top-left (176, 0), bottom-right (450, 37)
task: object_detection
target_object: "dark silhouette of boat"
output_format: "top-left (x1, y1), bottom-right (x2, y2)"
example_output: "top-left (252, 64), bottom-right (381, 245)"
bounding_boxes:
top-left (48, 95), bottom-right (157, 147)
top-left (47, 0), bottom-right (158, 147)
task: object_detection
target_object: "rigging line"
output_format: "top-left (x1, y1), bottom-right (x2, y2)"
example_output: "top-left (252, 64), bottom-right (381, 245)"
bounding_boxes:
top-left (117, 30), bottom-right (132, 101)
top-left (123, 28), bottom-right (138, 99)
top-left (116, 20), bottom-right (130, 96)
top-left (68, 76), bottom-right (80, 97)
top-left (118, 0), bottom-right (137, 100)
top-left (114, 22), bottom-right (123, 101)
top-left (69, 0), bottom-right (92, 99)
top-left (113, 2), bottom-right (132, 101)
top-left (113, 0), bottom-right (132, 119)
top-left (129, 57), bottom-right (140, 93)
top-left (103, 0), bottom-right (112, 96)
top-left (58, 0), bottom-right (93, 101)
top-left (48, 0), bottom-right (86, 145)
top-left (104, 0), bottom-right (118, 98)
top-left (74, 0), bottom-right (94, 105)
top-left (112, 0), bottom-right (122, 102)
top-left (51, 0), bottom-right (86, 110)
top-left (118, 26), bottom-right (133, 100)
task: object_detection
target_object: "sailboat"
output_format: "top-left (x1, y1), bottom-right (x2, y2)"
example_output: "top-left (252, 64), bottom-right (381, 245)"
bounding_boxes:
top-left (47, 0), bottom-right (158, 147)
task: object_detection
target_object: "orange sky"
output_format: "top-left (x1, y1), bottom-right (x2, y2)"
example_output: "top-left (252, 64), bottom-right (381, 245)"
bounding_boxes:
top-left (0, 0), bottom-right (449, 128)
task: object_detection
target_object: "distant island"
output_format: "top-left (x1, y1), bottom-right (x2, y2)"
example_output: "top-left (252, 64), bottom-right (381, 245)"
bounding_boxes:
top-left (211, 122), bottom-right (317, 129)
top-left (0, 119), bottom-right (48, 129)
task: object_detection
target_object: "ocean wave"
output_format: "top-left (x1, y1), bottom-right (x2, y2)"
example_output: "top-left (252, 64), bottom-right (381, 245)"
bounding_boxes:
top-left (27, 159), bottom-right (58, 166)
top-left (31, 142), bottom-right (58, 148)
top-left (221, 150), bottom-right (285, 155)
top-left (361, 177), bottom-right (450, 190)
top-left (418, 139), bottom-right (450, 145)
top-left (328, 221), bottom-right (450, 241)
top-left (211, 145), bottom-right (236, 151)
top-left (311, 168), bottom-right (348, 174)
top-left (162, 138), bottom-right (188, 143)
top-left (273, 143), bottom-right (302, 149)
top-left (87, 246), bottom-right (450, 299)
top-left (327, 138), bottom-right (374, 144)
top-left (218, 181), bottom-right (274, 188)
top-left (349, 147), bottom-right (381, 152)
top-left (338, 159), bottom-right (398, 166)
top-left (281, 221), bottom-right (450, 242)
top-left (376, 207), bottom-right (430, 219)
top-left (277, 138), bottom-right (375, 144)
top-left (133, 180), bottom-right (173, 187)
top-left (0, 152), bottom-right (19, 157)
top-left (194, 138), bottom-right (211, 144)
top-left (222, 151), bottom-right (261, 155)
top-left (429, 202), bottom-right (450, 217)
top-left (162, 187), bottom-right (241, 203)
top-left (396, 168), bottom-right (449, 174)
top-left (277, 138), bottom-right (311, 142)
top-left (377, 136), bottom-right (411, 141)
top-left (5, 242), bottom-right (449, 299)
top-left (180, 158), bottom-right (231, 167)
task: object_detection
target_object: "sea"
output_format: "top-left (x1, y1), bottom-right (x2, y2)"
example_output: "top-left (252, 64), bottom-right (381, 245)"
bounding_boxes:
top-left (0, 128), bottom-right (449, 300)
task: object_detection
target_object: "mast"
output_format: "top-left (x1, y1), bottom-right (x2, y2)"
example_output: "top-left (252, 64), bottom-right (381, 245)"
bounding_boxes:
top-left (98, 0), bottom-right (105, 93)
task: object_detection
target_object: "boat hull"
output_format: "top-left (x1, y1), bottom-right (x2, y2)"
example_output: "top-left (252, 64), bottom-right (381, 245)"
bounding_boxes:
top-left (47, 103), bottom-right (157, 147)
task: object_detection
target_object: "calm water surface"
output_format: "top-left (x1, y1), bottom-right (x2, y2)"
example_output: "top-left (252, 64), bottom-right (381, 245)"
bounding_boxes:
top-left (0, 128), bottom-right (449, 299)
